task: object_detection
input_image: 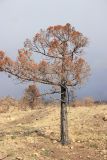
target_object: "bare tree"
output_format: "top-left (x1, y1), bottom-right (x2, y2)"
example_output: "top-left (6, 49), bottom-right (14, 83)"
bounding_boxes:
top-left (0, 23), bottom-right (90, 145)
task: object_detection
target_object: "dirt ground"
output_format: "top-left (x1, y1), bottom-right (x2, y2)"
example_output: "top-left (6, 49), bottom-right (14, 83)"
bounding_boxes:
top-left (0, 104), bottom-right (107, 160)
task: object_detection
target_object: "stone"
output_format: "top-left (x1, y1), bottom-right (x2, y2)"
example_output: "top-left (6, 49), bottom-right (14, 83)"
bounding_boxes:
top-left (52, 140), bottom-right (57, 144)
top-left (103, 115), bottom-right (107, 121)
top-left (41, 148), bottom-right (45, 151)
top-left (70, 146), bottom-right (74, 150)
top-left (34, 152), bottom-right (39, 157)
top-left (87, 155), bottom-right (90, 159)
top-left (16, 157), bottom-right (23, 160)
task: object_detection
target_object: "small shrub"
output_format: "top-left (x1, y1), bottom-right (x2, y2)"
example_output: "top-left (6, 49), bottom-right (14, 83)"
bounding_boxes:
top-left (21, 84), bottom-right (41, 109)
top-left (72, 97), bottom-right (94, 107)
top-left (0, 97), bottom-right (19, 113)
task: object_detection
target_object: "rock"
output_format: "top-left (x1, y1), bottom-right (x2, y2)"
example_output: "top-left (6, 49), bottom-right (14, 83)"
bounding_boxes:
top-left (34, 152), bottom-right (39, 157)
top-left (16, 123), bottom-right (22, 127)
top-left (94, 114), bottom-right (107, 121)
top-left (70, 146), bottom-right (74, 150)
top-left (35, 129), bottom-right (45, 137)
top-left (16, 157), bottom-right (23, 160)
top-left (50, 132), bottom-right (55, 136)
top-left (41, 148), bottom-right (45, 151)
top-left (103, 115), bottom-right (107, 121)
top-left (52, 140), bottom-right (57, 144)
top-left (87, 155), bottom-right (90, 159)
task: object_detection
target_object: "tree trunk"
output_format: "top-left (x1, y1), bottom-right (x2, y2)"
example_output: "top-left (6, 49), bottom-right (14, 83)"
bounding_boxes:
top-left (60, 83), bottom-right (69, 145)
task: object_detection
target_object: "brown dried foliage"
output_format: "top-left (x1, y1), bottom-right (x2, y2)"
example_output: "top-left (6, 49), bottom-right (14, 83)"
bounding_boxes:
top-left (22, 84), bottom-right (40, 109)
top-left (0, 23), bottom-right (90, 93)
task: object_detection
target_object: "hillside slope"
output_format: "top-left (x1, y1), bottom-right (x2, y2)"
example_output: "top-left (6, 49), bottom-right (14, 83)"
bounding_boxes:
top-left (0, 105), bottom-right (107, 160)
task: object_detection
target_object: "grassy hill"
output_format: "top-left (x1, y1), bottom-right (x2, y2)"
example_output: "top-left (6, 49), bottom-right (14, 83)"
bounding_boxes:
top-left (0, 100), bottom-right (107, 160)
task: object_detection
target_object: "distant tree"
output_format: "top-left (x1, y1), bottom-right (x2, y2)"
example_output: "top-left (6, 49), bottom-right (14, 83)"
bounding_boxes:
top-left (23, 84), bottom-right (40, 109)
top-left (0, 23), bottom-right (90, 145)
top-left (70, 88), bottom-right (76, 107)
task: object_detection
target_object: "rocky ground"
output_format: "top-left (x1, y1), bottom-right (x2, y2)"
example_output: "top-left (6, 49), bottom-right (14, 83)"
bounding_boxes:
top-left (0, 98), bottom-right (107, 160)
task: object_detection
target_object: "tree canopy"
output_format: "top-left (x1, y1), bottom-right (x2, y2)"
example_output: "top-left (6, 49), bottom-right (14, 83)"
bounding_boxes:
top-left (0, 23), bottom-right (90, 90)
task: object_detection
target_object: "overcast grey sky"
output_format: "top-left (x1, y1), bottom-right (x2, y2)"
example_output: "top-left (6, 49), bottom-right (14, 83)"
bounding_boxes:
top-left (0, 0), bottom-right (107, 100)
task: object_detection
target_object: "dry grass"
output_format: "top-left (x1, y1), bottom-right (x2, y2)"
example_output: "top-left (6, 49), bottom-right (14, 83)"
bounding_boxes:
top-left (0, 103), bottom-right (107, 160)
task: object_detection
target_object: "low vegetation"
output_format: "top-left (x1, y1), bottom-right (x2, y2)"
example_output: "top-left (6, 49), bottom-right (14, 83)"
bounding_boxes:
top-left (0, 98), bottom-right (107, 160)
